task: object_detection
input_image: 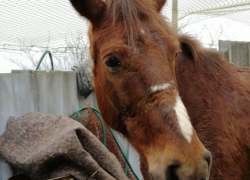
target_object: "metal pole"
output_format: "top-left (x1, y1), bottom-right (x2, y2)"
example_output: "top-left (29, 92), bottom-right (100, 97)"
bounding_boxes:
top-left (172, 0), bottom-right (178, 32)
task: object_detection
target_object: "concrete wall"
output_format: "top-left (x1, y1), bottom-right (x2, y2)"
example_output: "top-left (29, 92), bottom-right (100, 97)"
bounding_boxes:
top-left (0, 70), bottom-right (142, 180)
top-left (219, 40), bottom-right (250, 67)
top-left (0, 70), bottom-right (97, 180)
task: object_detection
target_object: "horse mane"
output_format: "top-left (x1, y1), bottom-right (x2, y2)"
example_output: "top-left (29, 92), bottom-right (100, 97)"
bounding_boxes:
top-left (178, 35), bottom-right (232, 78)
top-left (106, 0), bottom-right (171, 45)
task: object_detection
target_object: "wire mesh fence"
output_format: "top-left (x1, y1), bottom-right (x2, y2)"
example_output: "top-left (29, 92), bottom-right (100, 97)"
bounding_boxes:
top-left (1, 0), bottom-right (249, 53)
top-left (0, 0), bottom-right (249, 71)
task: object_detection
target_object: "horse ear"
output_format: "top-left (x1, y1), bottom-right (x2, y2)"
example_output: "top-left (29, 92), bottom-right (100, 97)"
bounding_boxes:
top-left (178, 36), bottom-right (200, 62)
top-left (155, 0), bottom-right (167, 12)
top-left (70, 0), bottom-right (106, 24)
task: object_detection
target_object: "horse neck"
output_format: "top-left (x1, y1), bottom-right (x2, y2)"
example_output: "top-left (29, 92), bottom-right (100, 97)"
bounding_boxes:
top-left (176, 49), bottom-right (250, 122)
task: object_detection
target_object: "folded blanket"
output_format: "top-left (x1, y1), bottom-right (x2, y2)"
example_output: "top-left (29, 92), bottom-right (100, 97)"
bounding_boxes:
top-left (0, 112), bottom-right (129, 180)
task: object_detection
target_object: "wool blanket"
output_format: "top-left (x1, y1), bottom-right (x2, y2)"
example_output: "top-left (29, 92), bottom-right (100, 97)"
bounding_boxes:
top-left (0, 112), bottom-right (129, 180)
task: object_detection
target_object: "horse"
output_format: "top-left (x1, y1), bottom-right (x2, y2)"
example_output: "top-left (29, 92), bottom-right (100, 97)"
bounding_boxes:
top-left (70, 0), bottom-right (212, 179)
top-left (175, 35), bottom-right (250, 180)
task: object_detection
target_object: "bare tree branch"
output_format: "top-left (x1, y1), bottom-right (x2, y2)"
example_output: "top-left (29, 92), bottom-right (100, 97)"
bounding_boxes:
top-left (4, 32), bottom-right (90, 71)
top-left (201, 24), bottom-right (225, 48)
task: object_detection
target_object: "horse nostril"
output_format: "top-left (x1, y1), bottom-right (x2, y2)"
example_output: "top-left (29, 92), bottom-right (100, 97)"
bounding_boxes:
top-left (165, 161), bottom-right (180, 180)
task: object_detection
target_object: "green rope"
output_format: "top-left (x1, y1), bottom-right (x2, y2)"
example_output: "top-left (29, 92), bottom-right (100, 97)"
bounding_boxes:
top-left (71, 106), bottom-right (106, 146)
top-left (36, 50), bottom-right (54, 70)
top-left (125, 142), bottom-right (130, 175)
top-left (108, 127), bottom-right (140, 180)
top-left (71, 106), bottom-right (140, 180)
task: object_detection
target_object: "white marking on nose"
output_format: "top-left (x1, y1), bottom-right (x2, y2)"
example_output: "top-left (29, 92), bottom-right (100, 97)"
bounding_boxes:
top-left (174, 94), bottom-right (193, 143)
top-left (140, 28), bottom-right (145, 34)
top-left (151, 83), bottom-right (171, 93)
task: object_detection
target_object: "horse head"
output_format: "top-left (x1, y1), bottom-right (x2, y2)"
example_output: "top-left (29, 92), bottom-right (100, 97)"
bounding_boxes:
top-left (70, 0), bottom-right (212, 179)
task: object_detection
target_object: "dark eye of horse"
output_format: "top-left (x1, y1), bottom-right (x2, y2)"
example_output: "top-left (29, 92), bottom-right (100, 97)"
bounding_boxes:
top-left (175, 51), bottom-right (178, 58)
top-left (105, 56), bottom-right (121, 71)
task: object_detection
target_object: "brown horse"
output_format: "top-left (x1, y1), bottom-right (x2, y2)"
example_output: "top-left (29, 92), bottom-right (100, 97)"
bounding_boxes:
top-left (176, 35), bottom-right (250, 180)
top-left (70, 0), bottom-right (211, 179)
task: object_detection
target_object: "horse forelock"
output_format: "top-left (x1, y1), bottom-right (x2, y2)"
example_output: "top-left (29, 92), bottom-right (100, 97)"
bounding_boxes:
top-left (89, 0), bottom-right (178, 62)
top-left (106, 0), bottom-right (167, 46)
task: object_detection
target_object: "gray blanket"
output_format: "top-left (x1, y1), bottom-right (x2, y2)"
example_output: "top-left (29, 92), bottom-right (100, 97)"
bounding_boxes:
top-left (0, 112), bottom-right (129, 180)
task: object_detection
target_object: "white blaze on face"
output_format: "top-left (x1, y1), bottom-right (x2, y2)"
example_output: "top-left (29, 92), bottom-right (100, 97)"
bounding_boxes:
top-left (151, 82), bottom-right (193, 143)
top-left (174, 94), bottom-right (193, 143)
top-left (151, 83), bottom-right (172, 93)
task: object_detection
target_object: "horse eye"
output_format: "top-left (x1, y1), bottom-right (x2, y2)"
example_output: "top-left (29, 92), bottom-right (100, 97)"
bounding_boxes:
top-left (105, 56), bottom-right (121, 71)
top-left (175, 51), bottom-right (178, 58)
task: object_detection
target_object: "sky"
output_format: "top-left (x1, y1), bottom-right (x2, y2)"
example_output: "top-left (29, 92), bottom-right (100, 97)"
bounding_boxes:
top-left (1, 17), bottom-right (250, 73)
top-left (182, 17), bottom-right (250, 48)
top-left (0, 53), bottom-right (23, 73)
